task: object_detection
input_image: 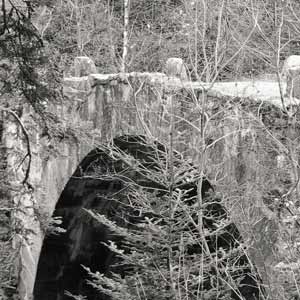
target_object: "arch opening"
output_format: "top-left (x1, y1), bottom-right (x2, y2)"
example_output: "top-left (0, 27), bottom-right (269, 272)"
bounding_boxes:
top-left (33, 151), bottom-right (126, 299)
top-left (33, 135), bottom-right (263, 300)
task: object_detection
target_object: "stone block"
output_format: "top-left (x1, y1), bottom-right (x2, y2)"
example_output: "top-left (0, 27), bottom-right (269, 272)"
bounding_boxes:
top-left (282, 55), bottom-right (300, 99)
top-left (72, 56), bottom-right (97, 77)
top-left (165, 57), bottom-right (189, 81)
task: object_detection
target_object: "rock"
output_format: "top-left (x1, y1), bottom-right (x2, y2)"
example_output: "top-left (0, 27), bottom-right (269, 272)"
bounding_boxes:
top-left (282, 55), bottom-right (300, 99)
top-left (165, 57), bottom-right (189, 81)
top-left (73, 56), bottom-right (97, 77)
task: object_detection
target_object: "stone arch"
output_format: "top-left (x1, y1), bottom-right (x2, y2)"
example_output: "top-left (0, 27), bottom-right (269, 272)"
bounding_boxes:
top-left (33, 148), bottom-right (123, 299)
top-left (32, 135), bottom-right (263, 300)
top-left (33, 135), bottom-right (172, 299)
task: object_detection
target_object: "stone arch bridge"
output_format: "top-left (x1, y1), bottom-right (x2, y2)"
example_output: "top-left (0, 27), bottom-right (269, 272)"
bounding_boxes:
top-left (2, 57), bottom-right (299, 299)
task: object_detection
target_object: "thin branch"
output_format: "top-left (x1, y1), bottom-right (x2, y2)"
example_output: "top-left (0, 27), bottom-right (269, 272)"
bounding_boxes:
top-left (275, 4), bottom-right (287, 113)
top-left (128, 79), bottom-right (153, 138)
top-left (1, 0), bottom-right (7, 33)
top-left (0, 106), bottom-right (32, 188)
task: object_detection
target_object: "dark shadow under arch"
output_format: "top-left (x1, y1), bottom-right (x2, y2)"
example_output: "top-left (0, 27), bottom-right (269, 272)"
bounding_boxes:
top-left (33, 135), bottom-right (263, 300)
top-left (33, 135), bottom-right (172, 299)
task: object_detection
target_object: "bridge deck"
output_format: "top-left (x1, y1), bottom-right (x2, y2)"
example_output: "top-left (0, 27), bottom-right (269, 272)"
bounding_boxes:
top-left (77, 73), bottom-right (300, 109)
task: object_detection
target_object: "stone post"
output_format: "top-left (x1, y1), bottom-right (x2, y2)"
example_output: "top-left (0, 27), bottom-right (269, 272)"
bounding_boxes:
top-left (73, 56), bottom-right (97, 77)
top-left (165, 57), bottom-right (189, 81)
top-left (282, 55), bottom-right (300, 99)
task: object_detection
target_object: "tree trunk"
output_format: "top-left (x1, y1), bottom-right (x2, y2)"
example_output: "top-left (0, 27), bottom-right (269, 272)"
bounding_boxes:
top-left (121, 0), bottom-right (130, 73)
